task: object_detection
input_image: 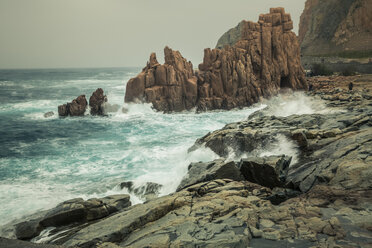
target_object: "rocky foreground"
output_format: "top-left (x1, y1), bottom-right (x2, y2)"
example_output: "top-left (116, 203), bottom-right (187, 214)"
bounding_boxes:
top-left (1, 75), bottom-right (371, 248)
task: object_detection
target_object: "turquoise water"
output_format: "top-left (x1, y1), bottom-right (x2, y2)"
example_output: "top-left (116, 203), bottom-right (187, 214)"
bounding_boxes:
top-left (0, 68), bottom-right (263, 224)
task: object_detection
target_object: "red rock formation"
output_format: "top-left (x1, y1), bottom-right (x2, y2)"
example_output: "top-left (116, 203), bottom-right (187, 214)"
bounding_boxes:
top-left (125, 47), bottom-right (197, 112)
top-left (58, 95), bottom-right (87, 116)
top-left (125, 8), bottom-right (307, 112)
top-left (89, 88), bottom-right (107, 116)
top-left (197, 7), bottom-right (306, 110)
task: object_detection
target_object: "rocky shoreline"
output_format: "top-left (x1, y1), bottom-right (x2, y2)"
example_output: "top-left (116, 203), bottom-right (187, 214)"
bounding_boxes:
top-left (124, 8), bottom-right (307, 112)
top-left (1, 75), bottom-right (371, 247)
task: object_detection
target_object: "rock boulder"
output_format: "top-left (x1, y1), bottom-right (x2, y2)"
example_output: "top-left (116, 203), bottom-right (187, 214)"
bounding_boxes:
top-left (177, 159), bottom-right (244, 191)
top-left (14, 195), bottom-right (130, 241)
top-left (238, 155), bottom-right (292, 188)
top-left (58, 95), bottom-right (87, 117)
top-left (89, 88), bottom-right (107, 116)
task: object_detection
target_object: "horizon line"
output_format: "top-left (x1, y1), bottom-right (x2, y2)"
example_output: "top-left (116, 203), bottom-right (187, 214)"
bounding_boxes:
top-left (0, 66), bottom-right (143, 71)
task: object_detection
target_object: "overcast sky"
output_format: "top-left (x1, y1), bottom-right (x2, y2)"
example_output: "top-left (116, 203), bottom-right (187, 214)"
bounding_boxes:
top-left (0, 0), bottom-right (306, 69)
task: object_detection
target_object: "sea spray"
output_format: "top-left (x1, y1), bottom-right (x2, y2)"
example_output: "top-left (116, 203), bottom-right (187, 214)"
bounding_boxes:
top-left (0, 68), bottom-right (332, 227)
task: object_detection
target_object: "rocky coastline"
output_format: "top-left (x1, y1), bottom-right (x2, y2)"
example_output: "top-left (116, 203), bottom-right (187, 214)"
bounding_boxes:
top-left (124, 8), bottom-right (307, 112)
top-left (2, 4), bottom-right (372, 248)
top-left (1, 74), bottom-right (371, 248)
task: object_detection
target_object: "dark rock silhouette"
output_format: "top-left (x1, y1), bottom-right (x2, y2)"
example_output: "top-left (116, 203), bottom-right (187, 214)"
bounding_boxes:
top-left (89, 88), bottom-right (107, 116)
top-left (58, 95), bottom-right (87, 117)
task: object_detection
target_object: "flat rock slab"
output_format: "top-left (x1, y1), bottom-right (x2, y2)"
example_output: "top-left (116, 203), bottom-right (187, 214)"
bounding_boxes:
top-left (0, 237), bottom-right (64, 248)
top-left (58, 180), bottom-right (372, 248)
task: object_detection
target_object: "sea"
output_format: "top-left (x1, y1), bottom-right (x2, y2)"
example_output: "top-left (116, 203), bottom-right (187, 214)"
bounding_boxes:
top-left (0, 67), bottom-right (333, 226)
top-left (0, 67), bottom-right (268, 225)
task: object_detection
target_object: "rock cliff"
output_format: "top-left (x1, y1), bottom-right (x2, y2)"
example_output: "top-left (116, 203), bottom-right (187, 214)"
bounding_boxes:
top-left (124, 47), bottom-right (197, 111)
top-left (125, 8), bottom-right (307, 112)
top-left (299, 0), bottom-right (372, 56)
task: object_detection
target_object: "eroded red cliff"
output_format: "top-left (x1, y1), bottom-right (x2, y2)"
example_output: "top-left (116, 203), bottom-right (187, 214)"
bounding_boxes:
top-left (125, 7), bottom-right (307, 112)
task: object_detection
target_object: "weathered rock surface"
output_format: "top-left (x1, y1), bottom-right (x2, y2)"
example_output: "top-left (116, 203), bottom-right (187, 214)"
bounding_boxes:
top-left (124, 8), bottom-right (307, 112)
top-left (177, 159), bottom-right (244, 191)
top-left (53, 180), bottom-right (372, 247)
top-left (4, 179), bottom-right (371, 248)
top-left (43, 111), bottom-right (54, 118)
top-left (8, 195), bottom-right (130, 242)
top-left (58, 95), bottom-right (87, 117)
top-left (89, 88), bottom-right (107, 116)
top-left (215, 20), bottom-right (245, 49)
top-left (177, 156), bottom-right (291, 192)
top-left (0, 237), bottom-right (64, 248)
top-left (299, 0), bottom-right (372, 56)
top-left (125, 47), bottom-right (197, 112)
top-left (192, 76), bottom-right (372, 193)
top-left (239, 155), bottom-right (291, 189)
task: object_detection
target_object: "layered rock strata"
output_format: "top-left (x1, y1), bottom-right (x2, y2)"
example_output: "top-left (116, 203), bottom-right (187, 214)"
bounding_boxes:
top-left (125, 8), bottom-right (307, 112)
top-left (125, 48), bottom-right (197, 112)
top-left (7, 195), bottom-right (130, 243)
top-left (191, 76), bottom-right (372, 193)
top-left (7, 179), bottom-right (370, 248)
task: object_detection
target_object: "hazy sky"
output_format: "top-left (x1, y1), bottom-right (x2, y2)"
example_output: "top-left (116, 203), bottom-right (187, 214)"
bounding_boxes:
top-left (0, 0), bottom-right (306, 69)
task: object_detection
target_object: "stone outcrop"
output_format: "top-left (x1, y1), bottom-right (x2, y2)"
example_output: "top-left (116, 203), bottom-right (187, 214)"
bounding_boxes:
top-left (58, 89), bottom-right (111, 117)
top-left (10, 195), bottom-right (130, 242)
top-left (215, 20), bottom-right (245, 49)
top-left (239, 156), bottom-right (292, 189)
top-left (125, 47), bottom-right (197, 112)
top-left (0, 237), bottom-right (64, 248)
top-left (177, 156), bottom-right (291, 192)
top-left (176, 159), bottom-right (244, 191)
top-left (43, 111), bottom-right (54, 118)
top-left (299, 0), bottom-right (372, 56)
top-left (15, 179), bottom-right (369, 248)
top-left (58, 95), bottom-right (87, 117)
top-left (124, 8), bottom-right (307, 112)
top-left (89, 88), bottom-right (107, 116)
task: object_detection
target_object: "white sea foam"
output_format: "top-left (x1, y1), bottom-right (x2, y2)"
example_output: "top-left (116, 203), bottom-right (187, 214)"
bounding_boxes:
top-left (262, 91), bottom-right (343, 117)
top-left (1, 68), bottom-right (338, 228)
top-left (0, 99), bottom-right (61, 112)
top-left (258, 134), bottom-right (299, 165)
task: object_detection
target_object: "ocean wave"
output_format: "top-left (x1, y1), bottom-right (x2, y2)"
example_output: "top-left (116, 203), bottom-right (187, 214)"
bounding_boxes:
top-left (0, 81), bottom-right (15, 87)
top-left (0, 99), bottom-right (61, 113)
